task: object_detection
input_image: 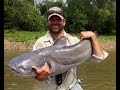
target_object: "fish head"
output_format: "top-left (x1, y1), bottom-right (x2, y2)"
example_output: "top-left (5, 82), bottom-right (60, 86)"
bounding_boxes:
top-left (8, 58), bottom-right (38, 76)
top-left (8, 54), bottom-right (45, 77)
top-left (16, 59), bottom-right (34, 76)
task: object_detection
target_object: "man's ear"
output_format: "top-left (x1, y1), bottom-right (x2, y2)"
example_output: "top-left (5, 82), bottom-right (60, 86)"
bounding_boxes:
top-left (63, 19), bottom-right (66, 26)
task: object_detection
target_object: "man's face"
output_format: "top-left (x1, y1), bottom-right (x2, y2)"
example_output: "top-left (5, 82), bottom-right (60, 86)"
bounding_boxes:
top-left (48, 15), bottom-right (66, 33)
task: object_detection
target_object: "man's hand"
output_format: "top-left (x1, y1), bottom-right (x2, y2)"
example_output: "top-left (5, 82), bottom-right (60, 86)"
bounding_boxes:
top-left (32, 62), bottom-right (51, 81)
top-left (80, 31), bottom-right (96, 40)
top-left (80, 31), bottom-right (103, 56)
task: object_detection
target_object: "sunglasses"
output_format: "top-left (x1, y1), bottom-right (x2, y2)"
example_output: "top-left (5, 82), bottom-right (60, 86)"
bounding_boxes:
top-left (48, 10), bottom-right (64, 16)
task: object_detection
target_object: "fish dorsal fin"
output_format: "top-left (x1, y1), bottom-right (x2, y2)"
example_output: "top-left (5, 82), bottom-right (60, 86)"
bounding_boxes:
top-left (53, 36), bottom-right (67, 48)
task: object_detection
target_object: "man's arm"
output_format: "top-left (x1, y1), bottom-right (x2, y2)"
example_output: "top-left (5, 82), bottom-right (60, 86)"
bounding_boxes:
top-left (80, 31), bottom-right (108, 61)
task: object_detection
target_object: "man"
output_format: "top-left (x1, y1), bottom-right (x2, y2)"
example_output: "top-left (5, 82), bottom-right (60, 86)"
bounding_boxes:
top-left (32, 7), bottom-right (108, 90)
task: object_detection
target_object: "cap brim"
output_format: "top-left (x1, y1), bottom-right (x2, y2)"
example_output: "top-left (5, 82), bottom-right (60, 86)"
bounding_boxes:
top-left (48, 13), bottom-right (64, 20)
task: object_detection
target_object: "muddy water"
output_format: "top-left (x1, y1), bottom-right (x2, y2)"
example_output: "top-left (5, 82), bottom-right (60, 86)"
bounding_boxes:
top-left (4, 50), bottom-right (116, 90)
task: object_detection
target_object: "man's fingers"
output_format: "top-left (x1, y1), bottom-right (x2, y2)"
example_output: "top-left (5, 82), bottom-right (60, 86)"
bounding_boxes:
top-left (32, 62), bottom-right (50, 74)
top-left (32, 66), bottom-right (43, 74)
top-left (32, 66), bottom-right (39, 72)
top-left (41, 62), bottom-right (51, 74)
top-left (80, 36), bottom-right (84, 40)
top-left (32, 63), bottom-right (51, 81)
top-left (43, 62), bottom-right (47, 70)
top-left (32, 62), bottom-right (47, 72)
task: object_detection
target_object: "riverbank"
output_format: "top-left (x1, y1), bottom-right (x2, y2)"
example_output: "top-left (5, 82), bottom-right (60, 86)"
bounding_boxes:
top-left (4, 30), bottom-right (116, 51)
top-left (4, 39), bottom-right (116, 51)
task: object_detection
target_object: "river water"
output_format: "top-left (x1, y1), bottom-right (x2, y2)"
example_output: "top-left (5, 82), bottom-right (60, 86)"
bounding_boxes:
top-left (4, 50), bottom-right (116, 90)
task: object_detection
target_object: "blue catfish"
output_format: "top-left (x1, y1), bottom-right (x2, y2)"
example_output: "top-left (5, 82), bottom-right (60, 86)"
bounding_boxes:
top-left (8, 36), bottom-right (93, 77)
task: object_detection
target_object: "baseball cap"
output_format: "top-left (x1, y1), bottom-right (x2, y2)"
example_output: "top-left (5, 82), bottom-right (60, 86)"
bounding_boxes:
top-left (47, 7), bottom-right (64, 20)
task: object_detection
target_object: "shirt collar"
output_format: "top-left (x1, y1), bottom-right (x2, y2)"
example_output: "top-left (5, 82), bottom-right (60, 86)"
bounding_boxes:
top-left (44, 31), bottom-right (67, 44)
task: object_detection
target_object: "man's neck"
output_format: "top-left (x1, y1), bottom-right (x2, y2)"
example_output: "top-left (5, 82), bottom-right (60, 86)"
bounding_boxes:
top-left (49, 30), bottom-right (65, 41)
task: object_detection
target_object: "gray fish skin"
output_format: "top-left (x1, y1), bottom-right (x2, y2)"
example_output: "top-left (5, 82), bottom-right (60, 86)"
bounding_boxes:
top-left (8, 36), bottom-right (92, 77)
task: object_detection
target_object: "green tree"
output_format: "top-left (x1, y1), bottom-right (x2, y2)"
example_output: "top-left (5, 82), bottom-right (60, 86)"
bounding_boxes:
top-left (36, 0), bottom-right (66, 16)
top-left (65, 0), bottom-right (89, 33)
top-left (66, 0), bottom-right (116, 34)
top-left (4, 0), bottom-right (47, 31)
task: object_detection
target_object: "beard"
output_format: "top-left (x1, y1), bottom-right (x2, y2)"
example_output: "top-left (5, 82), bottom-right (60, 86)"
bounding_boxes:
top-left (48, 25), bottom-right (64, 34)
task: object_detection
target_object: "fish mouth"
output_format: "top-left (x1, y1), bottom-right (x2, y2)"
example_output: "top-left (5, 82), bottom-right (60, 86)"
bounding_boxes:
top-left (9, 67), bottom-right (35, 77)
top-left (9, 68), bottom-right (19, 74)
top-left (9, 68), bottom-right (25, 76)
top-left (10, 68), bottom-right (16, 72)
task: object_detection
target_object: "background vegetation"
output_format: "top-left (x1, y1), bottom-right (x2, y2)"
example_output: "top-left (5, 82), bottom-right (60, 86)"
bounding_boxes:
top-left (4, 0), bottom-right (116, 35)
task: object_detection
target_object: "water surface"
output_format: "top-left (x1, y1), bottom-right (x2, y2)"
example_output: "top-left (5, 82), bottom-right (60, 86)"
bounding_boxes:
top-left (4, 50), bottom-right (116, 90)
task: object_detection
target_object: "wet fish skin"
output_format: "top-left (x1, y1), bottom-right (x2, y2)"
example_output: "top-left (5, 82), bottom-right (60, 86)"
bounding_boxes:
top-left (8, 36), bottom-right (92, 77)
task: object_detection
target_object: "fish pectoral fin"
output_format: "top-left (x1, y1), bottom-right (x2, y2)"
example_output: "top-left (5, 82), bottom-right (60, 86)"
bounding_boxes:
top-left (49, 60), bottom-right (74, 76)
top-left (48, 60), bottom-right (57, 74)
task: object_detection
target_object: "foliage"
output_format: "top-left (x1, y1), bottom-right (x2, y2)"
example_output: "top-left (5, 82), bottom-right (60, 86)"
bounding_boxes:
top-left (66, 0), bottom-right (116, 35)
top-left (4, 0), bottom-right (47, 31)
top-left (65, 0), bottom-right (88, 33)
top-left (36, 0), bottom-right (66, 16)
top-left (4, 0), bottom-right (116, 35)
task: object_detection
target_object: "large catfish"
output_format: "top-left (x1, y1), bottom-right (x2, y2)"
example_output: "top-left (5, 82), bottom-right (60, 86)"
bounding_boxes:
top-left (8, 36), bottom-right (93, 77)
